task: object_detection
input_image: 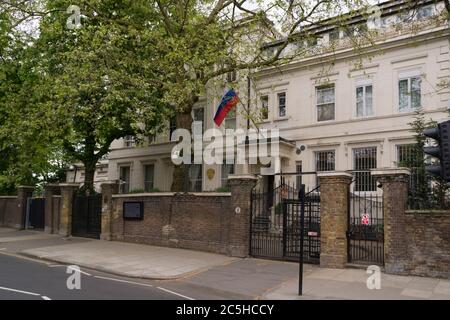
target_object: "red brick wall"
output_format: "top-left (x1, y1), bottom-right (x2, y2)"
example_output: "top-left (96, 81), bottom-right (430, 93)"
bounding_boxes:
top-left (405, 211), bottom-right (450, 279)
top-left (111, 194), bottom-right (232, 254)
top-left (0, 197), bottom-right (20, 228)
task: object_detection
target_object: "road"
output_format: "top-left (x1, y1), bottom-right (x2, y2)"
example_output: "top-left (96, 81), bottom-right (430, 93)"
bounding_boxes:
top-left (0, 254), bottom-right (193, 300)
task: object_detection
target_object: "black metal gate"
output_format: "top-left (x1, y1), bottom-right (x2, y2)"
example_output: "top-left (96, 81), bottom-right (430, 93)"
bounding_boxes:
top-left (250, 181), bottom-right (320, 264)
top-left (72, 194), bottom-right (102, 239)
top-left (28, 198), bottom-right (45, 230)
top-left (347, 183), bottom-right (384, 265)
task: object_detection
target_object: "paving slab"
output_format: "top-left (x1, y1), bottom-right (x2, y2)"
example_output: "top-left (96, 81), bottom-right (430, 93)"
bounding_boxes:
top-left (21, 240), bottom-right (238, 280)
top-left (0, 229), bottom-right (60, 243)
top-left (263, 267), bottom-right (450, 300)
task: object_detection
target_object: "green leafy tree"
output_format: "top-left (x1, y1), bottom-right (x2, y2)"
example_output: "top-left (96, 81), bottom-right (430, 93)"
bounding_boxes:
top-left (12, 0), bottom-right (172, 194)
top-left (405, 109), bottom-right (450, 209)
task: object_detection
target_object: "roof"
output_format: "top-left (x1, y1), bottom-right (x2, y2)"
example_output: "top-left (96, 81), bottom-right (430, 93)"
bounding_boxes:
top-left (262, 0), bottom-right (441, 49)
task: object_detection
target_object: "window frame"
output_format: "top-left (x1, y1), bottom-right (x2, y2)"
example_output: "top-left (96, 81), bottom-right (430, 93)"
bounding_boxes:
top-left (316, 84), bottom-right (336, 122)
top-left (296, 161), bottom-right (303, 190)
top-left (260, 95), bottom-right (269, 121)
top-left (314, 150), bottom-right (336, 187)
top-left (189, 164), bottom-right (203, 192)
top-left (355, 83), bottom-right (374, 118)
top-left (224, 106), bottom-right (237, 130)
top-left (192, 107), bottom-right (205, 135)
top-left (398, 74), bottom-right (422, 112)
top-left (124, 135), bottom-right (135, 148)
top-left (143, 164), bottom-right (155, 192)
top-left (277, 92), bottom-right (287, 118)
top-left (352, 146), bottom-right (378, 192)
top-left (119, 165), bottom-right (131, 194)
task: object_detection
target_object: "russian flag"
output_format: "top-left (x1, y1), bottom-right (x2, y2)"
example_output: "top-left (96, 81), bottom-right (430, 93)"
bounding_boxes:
top-left (214, 89), bottom-right (239, 127)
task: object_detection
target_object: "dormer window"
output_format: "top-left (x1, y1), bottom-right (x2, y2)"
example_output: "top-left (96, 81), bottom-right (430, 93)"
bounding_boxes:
top-left (329, 29), bottom-right (340, 43)
top-left (124, 135), bottom-right (135, 148)
top-left (417, 6), bottom-right (433, 19)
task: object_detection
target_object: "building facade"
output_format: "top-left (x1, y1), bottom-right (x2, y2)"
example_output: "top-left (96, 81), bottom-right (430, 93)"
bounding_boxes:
top-left (69, 0), bottom-right (450, 194)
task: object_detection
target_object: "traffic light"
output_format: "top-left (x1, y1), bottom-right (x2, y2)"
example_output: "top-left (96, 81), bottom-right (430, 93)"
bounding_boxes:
top-left (423, 120), bottom-right (450, 181)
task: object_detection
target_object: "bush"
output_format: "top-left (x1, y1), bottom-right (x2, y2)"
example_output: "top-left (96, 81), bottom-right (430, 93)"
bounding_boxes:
top-left (215, 187), bottom-right (231, 192)
top-left (129, 189), bottom-right (146, 194)
top-left (129, 188), bottom-right (161, 193)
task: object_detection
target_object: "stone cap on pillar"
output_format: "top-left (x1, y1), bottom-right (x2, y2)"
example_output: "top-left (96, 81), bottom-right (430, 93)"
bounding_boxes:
top-left (101, 180), bottom-right (120, 194)
top-left (58, 183), bottom-right (81, 190)
top-left (317, 171), bottom-right (353, 178)
top-left (100, 180), bottom-right (120, 186)
top-left (17, 185), bottom-right (35, 190)
top-left (228, 174), bottom-right (258, 181)
top-left (371, 168), bottom-right (411, 177)
top-left (44, 183), bottom-right (61, 190)
top-left (317, 171), bottom-right (353, 185)
top-left (228, 174), bottom-right (258, 188)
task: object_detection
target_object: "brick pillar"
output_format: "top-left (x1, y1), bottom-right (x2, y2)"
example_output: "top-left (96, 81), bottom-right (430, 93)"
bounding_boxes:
top-left (17, 186), bottom-right (35, 229)
top-left (43, 184), bottom-right (60, 234)
top-left (100, 181), bottom-right (119, 241)
top-left (59, 183), bottom-right (80, 237)
top-left (318, 172), bottom-right (353, 269)
top-left (372, 168), bottom-right (410, 274)
top-left (228, 174), bottom-right (257, 258)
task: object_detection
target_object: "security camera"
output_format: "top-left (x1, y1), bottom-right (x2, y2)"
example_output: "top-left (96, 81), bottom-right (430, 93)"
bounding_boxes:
top-left (296, 145), bottom-right (306, 155)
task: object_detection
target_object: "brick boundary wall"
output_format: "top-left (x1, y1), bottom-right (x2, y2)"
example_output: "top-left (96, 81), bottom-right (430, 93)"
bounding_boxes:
top-left (110, 193), bottom-right (233, 255)
top-left (373, 169), bottom-right (450, 279)
top-left (404, 211), bottom-right (450, 279)
top-left (0, 197), bottom-right (20, 228)
top-left (106, 174), bottom-right (256, 258)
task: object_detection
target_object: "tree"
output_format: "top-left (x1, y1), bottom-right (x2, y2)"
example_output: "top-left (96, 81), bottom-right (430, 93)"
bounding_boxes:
top-left (3, 0), bottom-right (448, 193)
top-left (0, 6), bottom-right (60, 194)
top-left (405, 109), bottom-right (450, 209)
top-left (7, 0), bottom-right (172, 194)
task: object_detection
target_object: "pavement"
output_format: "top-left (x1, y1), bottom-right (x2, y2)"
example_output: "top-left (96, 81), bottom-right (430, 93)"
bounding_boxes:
top-left (1, 228), bottom-right (449, 300)
top-left (263, 267), bottom-right (450, 300)
top-left (21, 240), bottom-right (238, 280)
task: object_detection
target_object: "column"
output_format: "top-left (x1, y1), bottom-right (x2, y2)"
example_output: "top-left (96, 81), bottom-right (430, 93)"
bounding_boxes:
top-left (59, 183), bottom-right (80, 237)
top-left (228, 174), bottom-right (257, 258)
top-left (100, 181), bottom-right (120, 241)
top-left (318, 172), bottom-right (353, 269)
top-left (43, 184), bottom-right (60, 233)
top-left (371, 168), bottom-right (410, 274)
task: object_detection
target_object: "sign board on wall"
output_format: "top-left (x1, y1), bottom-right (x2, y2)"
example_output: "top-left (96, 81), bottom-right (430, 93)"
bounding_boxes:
top-left (123, 202), bottom-right (144, 220)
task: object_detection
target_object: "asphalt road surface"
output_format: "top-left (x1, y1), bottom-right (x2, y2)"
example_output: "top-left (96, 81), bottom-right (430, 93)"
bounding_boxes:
top-left (0, 254), bottom-right (194, 300)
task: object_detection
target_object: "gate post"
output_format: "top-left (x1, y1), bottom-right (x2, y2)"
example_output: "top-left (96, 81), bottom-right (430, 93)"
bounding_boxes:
top-left (228, 174), bottom-right (258, 258)
top-left (371, 168), bottom-right (410, 274)
top-left (318, 172), bottom-right (353, 269)
top-left (59, 183), bottom-right (80, 237)
top-left (100, 181), bottom-right (119, 241)
top-left (17, 186), bottom-right (35, 229)
top-left (43, 184), bottom-right (60, 234)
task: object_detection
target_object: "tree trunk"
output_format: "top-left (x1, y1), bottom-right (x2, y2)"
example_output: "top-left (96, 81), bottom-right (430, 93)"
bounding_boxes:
top-left (171, 111), bottom-right (194, 192)
top-left (80, 160), bottom-right (96, 195)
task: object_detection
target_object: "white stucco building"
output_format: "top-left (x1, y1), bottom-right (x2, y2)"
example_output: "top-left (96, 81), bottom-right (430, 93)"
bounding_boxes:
top-left (69, 0), bottom-right (450, 194)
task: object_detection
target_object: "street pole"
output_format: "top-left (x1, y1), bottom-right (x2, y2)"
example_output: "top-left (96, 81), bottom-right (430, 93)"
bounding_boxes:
top-left (299, 184), bottom-right (306, 296)
top-left (243, 74), bottom-right (251, 175)
top-left (247, 74), bottom-right (251, 136)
